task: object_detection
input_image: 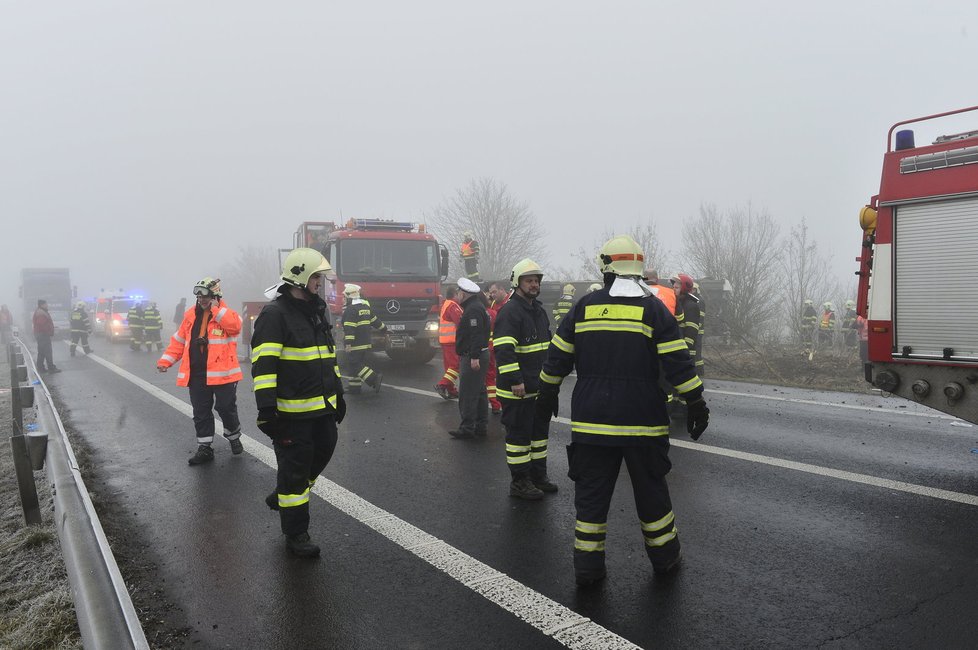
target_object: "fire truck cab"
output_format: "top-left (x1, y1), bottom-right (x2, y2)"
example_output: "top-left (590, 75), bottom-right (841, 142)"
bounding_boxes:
top-left (295, 220), bottom-right (449, 364)
top-left (856, 105), bottom-right (978, 424)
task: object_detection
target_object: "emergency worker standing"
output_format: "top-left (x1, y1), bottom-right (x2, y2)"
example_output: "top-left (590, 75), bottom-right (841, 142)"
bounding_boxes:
top-left (128, 302), bottom-right (145, 351)
top-left (843, 300), bottom-right (858, 346)
top-left (537, 235), bottom-right (709, 586)
top-left (586, 283), bottom-right (602, 294)
top-left (69, 301), bottom-right (93, 357)
top-left (436, 287), bottom-right (463, 399)
top-left (493, 259), bottom-right (555, 499)
top-left (449, 278), bottom-right (490, 439)
top-left (672, 274), bottom-right (704, 376)
top-left (142, 302), bottom-right (164, 352)
top-left (33, 300), bottom-right (60, 373)
top-left (553, 284), bottom-right (575, 325)
top-left (251, 248), bottom-right (345, 558)
top-left (819, 302), bottom-right (836, 345)
top-left (643, 269), bottom-right (678, 316)
top-left (157, 278), bottom-right (244, 465)
top-left (801, 299), bottom-right (818, 343)
top-left (485, 281), bottom-right (510, 414)
top-left (341, 284), bottom-right (386, 393)
top-left (460, 232), bottom-right (481, 281)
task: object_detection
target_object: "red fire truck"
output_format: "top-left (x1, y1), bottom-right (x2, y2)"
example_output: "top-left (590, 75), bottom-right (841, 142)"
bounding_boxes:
top-left (294, 220), bottom-right (449, 364)
top-left (856, 105), bottom-right (978, 424)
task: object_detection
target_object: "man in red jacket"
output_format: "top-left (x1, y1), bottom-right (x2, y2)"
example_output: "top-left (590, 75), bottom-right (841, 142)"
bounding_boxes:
top-left (33, 299), bottom-right (60, 373)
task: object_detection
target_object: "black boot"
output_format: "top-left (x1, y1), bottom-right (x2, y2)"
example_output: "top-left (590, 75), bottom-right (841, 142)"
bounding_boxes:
top-left (265, 491), bottom-right (279, 510)
top-left (575, 567), bottom-right (607, 588)
top-left (509, 475), bottom-right (544, 500)
top-left (532, 474), bottom-right (558, 493)
top-left (286, 532), bottom-right (321, 558)
top-left (187, 444), bottom-right (214, 466)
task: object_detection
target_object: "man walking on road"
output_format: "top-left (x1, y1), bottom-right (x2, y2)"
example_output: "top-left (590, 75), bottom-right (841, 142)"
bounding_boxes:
top-left (435, 287), bottom-right (462, 400)
top-left (142, 302), bottom-right (164, 352)
top-left (69, 301), bottom-right (93, 357)
top-left (251, 248), bottom-right (345, 558)
top-left (157, 278), bottom-right (245, 466)
top-left (449, 278), bottom-right (490, 439)
top-left (493, 259), bottom-right (555, 499)
top-left (33, 299), bottom-right (60, 373)
top-left (537, 235), bottom-right (709, 587)
top-left (341, 284), bottom-right (386, 393)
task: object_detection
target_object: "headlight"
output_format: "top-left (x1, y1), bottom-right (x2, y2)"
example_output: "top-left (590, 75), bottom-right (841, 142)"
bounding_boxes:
top-left (424, 320), bottom-right (439, 331)
top-left (112, 319), bottom-right (122, 326)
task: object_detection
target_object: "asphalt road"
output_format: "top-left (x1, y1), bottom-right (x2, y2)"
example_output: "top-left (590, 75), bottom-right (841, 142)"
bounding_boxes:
top-left (36, 335), bottom-right (978, 649)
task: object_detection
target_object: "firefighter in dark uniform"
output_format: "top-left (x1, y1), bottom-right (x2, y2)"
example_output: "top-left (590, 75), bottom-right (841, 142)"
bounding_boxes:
top-left (460, 231), bottom-right (481, 281)
top-left (251, 248), bottom-right (345, 558)
top-left (493, 258), bottom-right (556, 500)
top-left (128, 302), bottom-right (145, 351)
top-left (341, 283), bottom-right (386, 393)
top-left (69, 301), bottom-right (93, 356)
top-left (672, 273), bottom-right (704, 377)
top-left (552, 284), bottom-right (575, 326)
top-left (537, 235), bottom-right (710, 587)
top-left (142, 302), bottom-right (164, 352)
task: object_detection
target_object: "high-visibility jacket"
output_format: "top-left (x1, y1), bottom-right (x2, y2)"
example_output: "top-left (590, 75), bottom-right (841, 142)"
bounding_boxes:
top-left (142, 306), bottom-right (163, 332)
top-left (492, 295), bottom-right (551, 400)
top-left (540, 286), bottom-right (702, 446)
top-left (819, 310), bottom-right (835, 330)
top-left (127, 307), bottom-right (144, 330)
top-left (70, 308), bottom-right (91, 334)
top-left (552, 293), bottom-right (574, 325)
top-left (461, 240), bottom-right (479, 259)
top-left (439, 299), bottom-right (463, 345)
top-left (159, 300), bottom-right (243, 387)
top-left (648, 283), bottom-right (677, 316)
top-left (251, 293), bottom-right (342, 418)
top-left (342, 299), bottom-right (386, 351)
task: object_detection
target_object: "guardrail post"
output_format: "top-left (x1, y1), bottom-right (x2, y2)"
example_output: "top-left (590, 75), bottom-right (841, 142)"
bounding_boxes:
top-left (7, 341), bottom-right (42, 525)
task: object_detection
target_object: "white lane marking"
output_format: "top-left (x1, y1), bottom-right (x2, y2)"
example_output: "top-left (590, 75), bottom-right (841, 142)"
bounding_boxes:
top-left (706, 387), bottom-right (962, 422)
top-left (80, 351), bottom-right (639, 650)
top-left (385, 383), bottom-right (978, 508)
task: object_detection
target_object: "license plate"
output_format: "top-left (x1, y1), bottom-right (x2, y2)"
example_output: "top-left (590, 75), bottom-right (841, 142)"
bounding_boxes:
top-left (389, 335), bottom-right (407, 348)
top-left (387, 324), bottom-right (406, 331)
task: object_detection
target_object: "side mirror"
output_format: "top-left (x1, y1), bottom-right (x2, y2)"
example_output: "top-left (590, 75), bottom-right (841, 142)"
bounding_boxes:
top-left (439, 249), bottom-right (449, 279)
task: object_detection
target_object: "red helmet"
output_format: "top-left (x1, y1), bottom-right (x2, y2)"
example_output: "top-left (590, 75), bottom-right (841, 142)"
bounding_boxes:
top-left (672, 273), bottom-right (695, 294)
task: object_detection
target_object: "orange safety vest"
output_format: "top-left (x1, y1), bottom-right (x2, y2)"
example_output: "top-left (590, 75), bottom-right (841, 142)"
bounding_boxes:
top-left (159, 300), bottom-right (243, 387)
top-left (461, 241), bottom-right (477, 258)
top-left (439, 299), bottom-right (461, 344)
top-left (649, 284), bottom-right (677, 316)
top-left (820, 311), bottom-right (835, 330)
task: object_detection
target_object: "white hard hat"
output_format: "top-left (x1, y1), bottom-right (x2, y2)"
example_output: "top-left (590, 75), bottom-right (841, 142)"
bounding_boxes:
top-left (457, 277), bottom-right (481, 294)
top-left (343, 283), bottom-right (362, 296)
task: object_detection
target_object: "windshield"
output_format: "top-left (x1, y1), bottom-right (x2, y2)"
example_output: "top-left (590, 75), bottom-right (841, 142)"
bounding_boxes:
top-left (111, 300), bottom-right (133, 313)
top-left (337, 239), bottom-right (439, 280)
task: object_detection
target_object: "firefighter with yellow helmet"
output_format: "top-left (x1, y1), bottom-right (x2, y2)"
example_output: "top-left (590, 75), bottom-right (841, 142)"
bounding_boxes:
top-left (552, 284), bottom-right (576, 325)
top-left (492, 258), bottom-right (556, 500)
top-left (251, 248), bottom-right (345, 558)
top-left (537, 235), bottom-right (709, 586)
top-left (341, 283), bottom-right (386, 393)
top-left (69, 300), bottom-right (93, 356)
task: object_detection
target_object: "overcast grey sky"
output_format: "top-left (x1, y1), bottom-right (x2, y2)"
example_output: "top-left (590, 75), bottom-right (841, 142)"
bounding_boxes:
top-left (2, 1), bottom-right (976, 312)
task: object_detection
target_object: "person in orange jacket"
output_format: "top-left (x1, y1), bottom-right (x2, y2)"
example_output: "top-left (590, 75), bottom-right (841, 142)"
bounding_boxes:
top-left (436, 287), bottom-right (463, 399)
top-left (157, 277), bottom-right (244, 466)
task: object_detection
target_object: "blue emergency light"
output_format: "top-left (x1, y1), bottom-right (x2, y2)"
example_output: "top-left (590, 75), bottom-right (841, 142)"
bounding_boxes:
top-left (895, 129), bottom-right (916, 151)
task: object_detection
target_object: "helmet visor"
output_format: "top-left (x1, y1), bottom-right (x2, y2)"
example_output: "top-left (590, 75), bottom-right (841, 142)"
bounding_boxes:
top-left (193, 286), bottom-right (212, 296)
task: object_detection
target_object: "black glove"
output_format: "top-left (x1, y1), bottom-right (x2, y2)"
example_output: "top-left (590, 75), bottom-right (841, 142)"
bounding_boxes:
top-left (535, 389), bottom-right (559, 419)
top-left (335, 394), bottom-right (347, 424)
top-left (686, 398), bottom-right (710, 440)
top-left (257, 408), bottom-right (279, 438)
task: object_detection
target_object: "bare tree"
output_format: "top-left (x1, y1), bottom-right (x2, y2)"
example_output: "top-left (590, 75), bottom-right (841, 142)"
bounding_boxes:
top-left (218, 245), bottom-right (281, 302)
top-left (778, 218), bottom-right (839, 343)
top-left (554, 218), bottom-right (670, 281)
top-left (425, 177), bottom-right (547, 283)
top-left (681, 203), bottom-right (782, 342)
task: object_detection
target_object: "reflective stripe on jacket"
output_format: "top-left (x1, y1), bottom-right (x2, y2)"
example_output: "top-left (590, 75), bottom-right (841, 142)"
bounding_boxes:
top-left (540, 287), bottom-right (702, 446)
top-left (143, 307), bottom-right (163, 331)
top-left (70, 309), bottom-right (91, 334)
top-left (158, 301), bottom-right (243, 387)
top-left (342, 299), bottom-right (386, 351)
top-left (492, 294), bottom-right (551, 400)
top-left (439, 299), bottom-right (462, 344)
top-left (251, 294), bottom-right (342, 419)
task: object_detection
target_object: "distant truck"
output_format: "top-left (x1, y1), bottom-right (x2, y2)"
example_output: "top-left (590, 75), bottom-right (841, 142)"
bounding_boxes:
top-left (19, 268), bottom-right (74, 335)
top-left (295, 220), bottom-right (449, 364)
top-left (856, 105), bottom-right (978, 424)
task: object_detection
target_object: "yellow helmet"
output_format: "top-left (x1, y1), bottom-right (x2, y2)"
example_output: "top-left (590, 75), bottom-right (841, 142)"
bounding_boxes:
top-left (510, 258), bottom-right (544, 289)
top-left (281, 248), bottom-right (331, 288)
top-left (562, 283), bottom-right (575, 296)
top-left (75, 301), bottom-right (86, 309)
top-left (193, 277), bottom-right (222, 298)
top-left (598, 235), bottom-right (645, 277)
top-left (343, 283), bottom-right (362, 297)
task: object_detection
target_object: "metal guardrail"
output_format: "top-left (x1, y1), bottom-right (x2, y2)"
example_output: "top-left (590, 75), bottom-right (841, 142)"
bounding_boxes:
top-left (14, 337), bottom-right (149, 650)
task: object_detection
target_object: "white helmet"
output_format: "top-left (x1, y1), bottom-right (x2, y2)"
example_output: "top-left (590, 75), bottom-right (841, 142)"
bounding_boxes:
top-left (281, 248), bottom-right (331, 288)
top-left (587, 283), bottom-right (602, 293)
top-left (343, 283), bottom-right (362, 299)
